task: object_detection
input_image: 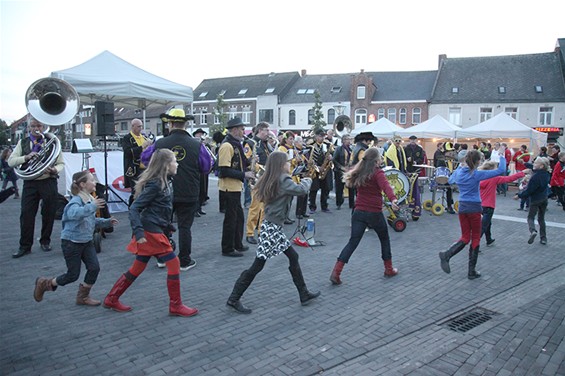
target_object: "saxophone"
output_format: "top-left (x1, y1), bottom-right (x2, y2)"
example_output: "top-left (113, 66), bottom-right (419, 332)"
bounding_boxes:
top-left (305, 145), bottom-right (319, 178)
top-left (318, 142), bottom-right (334, 180)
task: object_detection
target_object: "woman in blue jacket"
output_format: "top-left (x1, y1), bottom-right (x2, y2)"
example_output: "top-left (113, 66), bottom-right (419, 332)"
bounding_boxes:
top-left (439, 149), bottom-right (506, 279)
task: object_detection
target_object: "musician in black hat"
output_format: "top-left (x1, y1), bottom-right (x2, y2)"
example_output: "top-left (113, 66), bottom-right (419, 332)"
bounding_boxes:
top-left (404, 135), bottom-right (426, 173)
top-left (218, 117), bottom-right (256, 257)
top-left (332, 133), bottom-right (352, 210)
top-left (122, 118), bottom-right (152, 206)
top-left (9, 117), bottom-right (64, 258)
top-left (307, 128), bottom-right (334, 213)
top-left (192, 128), bottom-right (211, 217)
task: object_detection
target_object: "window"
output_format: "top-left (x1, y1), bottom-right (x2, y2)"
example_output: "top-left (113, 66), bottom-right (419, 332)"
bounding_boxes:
top-left (539, 107), bottom-right (553, 125)
top-left (198, 92), bottom-right (208, 98)
top-left (448, 107), bottom-right (461, 125)
top-left (399, 108), bottom-right (407, 125)
top-left (306, 89), bottom-right (315, 94)
top-left (331, 86), bottom-right (342, 93)
top-left (259, 109), bottom-right (273, 123)
top-left (498, 86), bottom-right (506, 94)
top-left (387, 108), bottom-right (397, 123)
top-left (377, 108), bottom-right (385, 119)
top-left (289, 110), bottom-right (296, 126)
top-left (238, 88), bottom-right (248, 95)
top-left (354, 109), bottom-right (367, 127)
top-left (242, 106), bottom-right (251, 124)
top-left (452, 87), bottom-right (459, 94)
top-left (504, 107), bottom-right (518, 119)
top-left (356, 85), bottom-right (366, 100)
top-left (307, 110), bottom-right (314, 125)
top-left (120, 121), bottom-right (128, 131)
top-left (412, 107), bottom-right (421, 124)
top-left (327, 109), bottom-right (335, 124)
top-left (214, 113), bottom-right (220, 125)
top-left (265, 87), bottom-right (275, 94)
top-left (535, 85), bottom-right (543, 93)
top-left (479, 107), bottom-right (493, 122)
top-left (219, 90), bottom-right (226, 96)
top-left (297, 89), bottom-right (307, 94)
top-left (199, 109), bottom-right (208, 125)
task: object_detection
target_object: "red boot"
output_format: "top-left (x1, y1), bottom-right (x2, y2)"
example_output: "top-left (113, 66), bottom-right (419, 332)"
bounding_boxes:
top-left (103, 274), bottom-right (133, 312)
top-left (383, 259), bottom-right (398, 277)
top-left (167, 278), bottom-right (198, 317)
top-left (330, 260), bottom-right (345, 285)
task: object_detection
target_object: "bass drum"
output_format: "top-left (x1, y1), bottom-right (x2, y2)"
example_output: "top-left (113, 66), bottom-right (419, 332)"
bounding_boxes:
top-left (382, 168), bottom-right (410, 204)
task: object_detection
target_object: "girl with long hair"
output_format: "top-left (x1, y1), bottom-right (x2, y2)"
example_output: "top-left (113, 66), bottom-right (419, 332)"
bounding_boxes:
top-left (330, 147), bottom-right (399, 285)
top-left (439, 149), bottom-right (506, 279)
top-left (226, 151), bottom-right (320, 314)
top-left (34, 170), bottom-right (117, 305)
top-left (103, 149), bottom-right (198, 317)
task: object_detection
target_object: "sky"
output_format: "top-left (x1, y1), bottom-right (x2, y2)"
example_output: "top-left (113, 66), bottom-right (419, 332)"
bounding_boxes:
top-left (1, 0), bottom-right (564, 123)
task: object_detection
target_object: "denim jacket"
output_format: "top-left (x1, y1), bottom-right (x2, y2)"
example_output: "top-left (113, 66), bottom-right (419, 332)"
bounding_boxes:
top-left (129, 178), bottom-right (174, 241)
top-left (61, 196), bottom-right (113, 243)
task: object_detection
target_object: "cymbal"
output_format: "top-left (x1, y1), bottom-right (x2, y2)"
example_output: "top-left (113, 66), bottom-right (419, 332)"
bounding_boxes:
top-left (413, 164), bottom-right (435, 169)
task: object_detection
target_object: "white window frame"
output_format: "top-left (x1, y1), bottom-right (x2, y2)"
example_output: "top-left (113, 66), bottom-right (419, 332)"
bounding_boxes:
top-left (539, 107), bottom-right (553, 125)
top-left (448, 107), bottom-right (461, 125)
top-left (356, 85), bottom-right (366, 100)
top-left (377, 108), bottom-right (385, 119)
top-left (199, 109), bottom-right (208, 125)
top-left (412, 107), bottom-right (422, 124)
top-left (354, 109), bottom-right (367, 127)
top-left (504, 107), bottom-right (518, 120)
top-left (479, 107), bottom-right (493, 123)
top-left (399, 108), bottom-right (407, 125)
top-left (387, 108), bottom-right (397, 123)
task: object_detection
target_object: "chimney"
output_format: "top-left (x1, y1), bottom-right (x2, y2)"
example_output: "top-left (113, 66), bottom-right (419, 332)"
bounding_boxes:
top-left (360, 69), bottom-right (365, 74)
top-left (438, 54), bottom-right (447, 68)
top-left (301, 69), bottom-right (307, 77)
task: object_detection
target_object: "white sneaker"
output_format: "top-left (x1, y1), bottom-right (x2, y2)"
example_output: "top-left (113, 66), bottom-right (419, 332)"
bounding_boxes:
top-left (156, 261), bottom-right (166, 268)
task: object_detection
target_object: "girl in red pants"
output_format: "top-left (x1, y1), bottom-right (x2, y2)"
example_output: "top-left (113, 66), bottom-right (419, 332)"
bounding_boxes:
top-left (103, 149), bottom-right (198, 317)
top-left (439, 149), bottom-right (506, 279)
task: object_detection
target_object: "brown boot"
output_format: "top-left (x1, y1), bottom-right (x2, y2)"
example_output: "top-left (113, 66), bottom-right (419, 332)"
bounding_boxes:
top-left (330, 260), bottom-right (345, 285)
top-left (76, 284), bottom-right (101, 306)
top-left (34, 277), bottom-right (56, 302)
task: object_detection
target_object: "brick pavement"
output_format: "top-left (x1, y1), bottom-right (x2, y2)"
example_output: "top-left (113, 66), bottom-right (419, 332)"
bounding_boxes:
top-left (0, 179), bottom-right (563, 375)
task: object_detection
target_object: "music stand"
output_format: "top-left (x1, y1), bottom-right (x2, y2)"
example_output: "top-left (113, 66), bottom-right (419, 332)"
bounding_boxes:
top-left (102, 135), bottom-right (128, 206)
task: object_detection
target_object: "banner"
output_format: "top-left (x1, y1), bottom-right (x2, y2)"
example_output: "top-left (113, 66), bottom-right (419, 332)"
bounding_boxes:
top-left (62, 151), bottom-right (130, 213)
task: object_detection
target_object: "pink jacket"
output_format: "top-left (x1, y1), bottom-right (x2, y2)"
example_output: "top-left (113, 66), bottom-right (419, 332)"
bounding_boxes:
top-left (480, 172), bottom-right (525, 208)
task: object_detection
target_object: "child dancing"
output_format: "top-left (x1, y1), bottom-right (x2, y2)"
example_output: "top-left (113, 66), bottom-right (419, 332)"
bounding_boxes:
top-left (34, 170), bottom-right (117, 304)
top-left (103, 149), bottom-right (198, 317)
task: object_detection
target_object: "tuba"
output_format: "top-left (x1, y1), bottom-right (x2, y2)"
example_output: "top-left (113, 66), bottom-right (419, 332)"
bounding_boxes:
top-left (333, 115), bottom-right (352, 139)
top-left (15, 78), bottom-right (79, 180)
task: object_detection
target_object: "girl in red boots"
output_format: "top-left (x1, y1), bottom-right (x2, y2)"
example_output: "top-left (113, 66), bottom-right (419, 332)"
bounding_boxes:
top-left (103, 149), bottom-right (198, 317)
top-left (330, 147), bottom-right (400, 285)
top-left (226, 151), bottom-right (319, 314)
top-left (34, 170), bottom-right (118, 305)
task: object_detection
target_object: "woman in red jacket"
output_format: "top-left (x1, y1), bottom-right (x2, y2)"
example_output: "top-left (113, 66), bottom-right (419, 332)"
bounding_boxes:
top-left (550, 151), bottom-right (565, 211)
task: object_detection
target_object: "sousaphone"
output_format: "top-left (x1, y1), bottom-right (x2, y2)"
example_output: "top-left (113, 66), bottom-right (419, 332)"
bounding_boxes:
top-left (333, 115), bottom-right (352, 139)
top-left (16, 78), bottom-right (79, 180)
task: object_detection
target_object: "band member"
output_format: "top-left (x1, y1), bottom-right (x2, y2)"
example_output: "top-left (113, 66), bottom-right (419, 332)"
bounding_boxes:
top-left (9, 117), bottom-right (64, 258)
top-left (293, 136), bottom-right (310, 219)
top-left (226, 151), bottom-right (320, 313)
top-left (307, 129), bottom-right (334, 213)
top-left (330, 148), bottom-right (400, 285)
top-left (349, 132), bottom-right (375, 209)
top-left (332, 134), bottom-right (352, 210)
top-left (103, 149), bottom-right (198, 317)
top-left (219, 117), bottom-right (256, 257)
top-left (433, 142), bottom-right (456, 214)
top-left (245, 122), bottom-right (272, 244)
top-left (212, 130), bottom-right (227, 212)
top-left (404, 135), bottom-right (426, 174)
top-left (193, 128), bottom-right (211, 217)
top-left (439, 150), bottom-right (506, 280)
top-left (122, 119), bottom-right (152, 206)
top-left (278, 131), bottom-right (298, 224)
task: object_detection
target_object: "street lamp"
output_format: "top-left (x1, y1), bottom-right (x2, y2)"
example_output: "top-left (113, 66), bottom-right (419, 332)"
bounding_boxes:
top-left (333, 103), bottom-right (346, 116)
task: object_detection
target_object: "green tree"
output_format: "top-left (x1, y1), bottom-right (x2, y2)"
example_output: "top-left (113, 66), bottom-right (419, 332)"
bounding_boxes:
top-left (210, 94), bottom-right (228, 135)
top-left (0, 118), bottom-right (9, 146)
top-left (310, 90), bottom-right (326, 134)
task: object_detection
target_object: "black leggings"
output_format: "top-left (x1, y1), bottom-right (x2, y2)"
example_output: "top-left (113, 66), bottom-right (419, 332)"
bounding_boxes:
top-left (246, 247), bottom-right (299, 277)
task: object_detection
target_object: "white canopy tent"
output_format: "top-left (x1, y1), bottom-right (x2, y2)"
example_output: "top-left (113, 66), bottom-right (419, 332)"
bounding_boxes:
top-left (50, 50), bottom-right (194, 126)
top-left (396, 115), bottom-right (462, 139)
top-left (351, 117), bottom-right (404, 138)
top-left (457, 113), bottom-right (548, 149)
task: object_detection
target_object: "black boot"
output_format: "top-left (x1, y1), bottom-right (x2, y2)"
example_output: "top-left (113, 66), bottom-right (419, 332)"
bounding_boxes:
top-left (226, 270), bottom-right (254, 314)
top-left (439, 241), bottom-right (466, 274)
top-left (289, 265), bottom-right (320, 306)
top-left (468, 246), bottom-right (481, 280)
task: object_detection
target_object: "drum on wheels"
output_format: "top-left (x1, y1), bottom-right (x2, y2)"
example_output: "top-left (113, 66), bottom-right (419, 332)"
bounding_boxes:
top-left (382, 168), bottom-right (410, 204)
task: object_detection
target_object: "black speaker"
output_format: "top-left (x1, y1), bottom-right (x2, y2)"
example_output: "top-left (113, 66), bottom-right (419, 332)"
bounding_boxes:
top-left (95, 101), bottom-right (115, 136)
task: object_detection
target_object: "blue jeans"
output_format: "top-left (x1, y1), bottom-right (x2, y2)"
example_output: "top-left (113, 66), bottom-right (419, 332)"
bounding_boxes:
top-left (337, 210), bottom-right (392, 263)
top-left (481, 206), bottom-right (495, 241)
top-left (56, 239), bottom-right (100, 286)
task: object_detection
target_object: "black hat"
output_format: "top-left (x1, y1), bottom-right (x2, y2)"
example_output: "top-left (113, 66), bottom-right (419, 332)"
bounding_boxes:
top-left (354, 131), bottom-right (375, 143)
top-left (409, 135), bottom-right (418, 140)
top-left (226, 117), bottom-right (245, 129)
top-left (160, 108), bottom-right (194, 123)
top-left (314, 128), bottom-right (326, 136)
top-left (192, 128), bottom-right (207, 137)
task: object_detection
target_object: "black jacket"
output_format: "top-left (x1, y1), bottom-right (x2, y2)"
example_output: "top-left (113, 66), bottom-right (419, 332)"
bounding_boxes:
top-left (155, 129), bottom-right (200, 203)
top-left (129, 179), bottom-right (174, 241)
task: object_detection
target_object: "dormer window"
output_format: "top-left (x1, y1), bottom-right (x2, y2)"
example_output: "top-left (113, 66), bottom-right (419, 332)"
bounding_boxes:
top-left (498, 86), bottom-right (506, 94)
top-left (452, 87), bottom-right (459, 94)
top-left (265, 87), bottom-right (275, 94)
top-left (297, 89), bottom-right (307, 94)
top-left (535, 85), bottom-right (543, 93)
top-left (238, 88), bottom-right (248, 95)
top-left (306, 89), bottom-right (315, 94)
top-left (199, 92), bottom-right (208, 98)
top-left (219, 90), bottom-right (226, 96)
top-left (331, 86), bottom-right (342, 93)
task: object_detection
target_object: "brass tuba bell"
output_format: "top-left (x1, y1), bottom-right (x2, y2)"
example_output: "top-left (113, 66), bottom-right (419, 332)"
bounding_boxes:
top-left (333, 115), bottom-right (352, 139)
